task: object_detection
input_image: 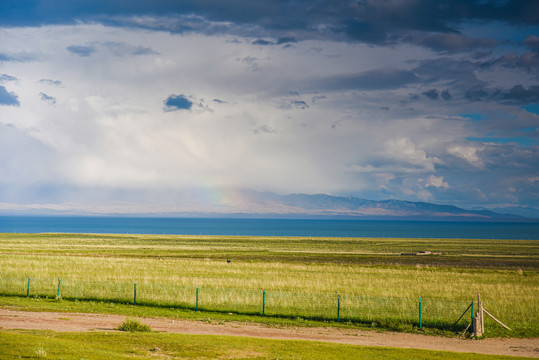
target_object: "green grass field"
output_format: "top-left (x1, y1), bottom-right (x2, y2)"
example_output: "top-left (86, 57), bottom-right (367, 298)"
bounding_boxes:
top-left (0, 329), bottom-right (536, 360)
top-left (0, 233), bottom-right (537, 338)
top-left (1, 233), bottom-right (537, 268)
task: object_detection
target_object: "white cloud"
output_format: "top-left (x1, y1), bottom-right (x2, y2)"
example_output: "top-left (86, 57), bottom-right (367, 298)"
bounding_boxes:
top-left (447, 145), bottom-right (485, 168)
top-left (425, 175), bottom-right (449, 189)
top-left (0, 22), bottom-right (537, 211)
top-left (381, 138), bottom-right (438, 173)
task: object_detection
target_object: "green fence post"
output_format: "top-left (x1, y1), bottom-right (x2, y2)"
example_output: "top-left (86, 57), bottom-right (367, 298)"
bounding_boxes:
top-left (471, 301), bottom-right (475, 334)
top-left (56, 277), bottom-right (62, 299)
top-left (262, 290), bottom-right (266, 316)
top-left (26, 277), bottom-right (31, 297)
top-left (133, 282), bottom-right (137, 305)
top-left (195, 286), bottom-right (199, 311)
top-left (337, 293), bottom-right (341, 322)
top-left (419, 296), bottom-right (422, 328)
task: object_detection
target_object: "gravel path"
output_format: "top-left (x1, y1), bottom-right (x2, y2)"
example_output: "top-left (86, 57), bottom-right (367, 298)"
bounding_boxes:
top-left (0, 308), bottom-right (537, 357)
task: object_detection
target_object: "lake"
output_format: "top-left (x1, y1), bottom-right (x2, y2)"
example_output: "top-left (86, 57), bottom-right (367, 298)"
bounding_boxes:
top-left (0, 216), bottom-right (538, 239)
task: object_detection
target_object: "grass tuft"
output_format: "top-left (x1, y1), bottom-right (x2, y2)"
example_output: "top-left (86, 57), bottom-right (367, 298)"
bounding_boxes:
top-left (117, 318), bottom-right (152, 332)
top-left (34, 346), bottom-right (47, 358)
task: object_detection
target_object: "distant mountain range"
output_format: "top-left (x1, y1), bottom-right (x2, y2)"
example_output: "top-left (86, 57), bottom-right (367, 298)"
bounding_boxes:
top-left (217, 190), bottom-right (537, 221)
top-left (1, 189), bottom-right (537, 221)
top-left (480, 206), bottom-right (539, 219)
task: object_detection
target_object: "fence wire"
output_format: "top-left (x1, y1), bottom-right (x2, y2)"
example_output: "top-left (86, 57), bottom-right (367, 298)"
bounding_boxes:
top-left (0, 276), bottom-right (471, 329)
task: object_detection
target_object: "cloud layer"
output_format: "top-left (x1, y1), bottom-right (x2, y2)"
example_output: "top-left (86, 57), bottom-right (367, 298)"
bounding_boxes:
top-left (0, 1), bottom-right (538, 214)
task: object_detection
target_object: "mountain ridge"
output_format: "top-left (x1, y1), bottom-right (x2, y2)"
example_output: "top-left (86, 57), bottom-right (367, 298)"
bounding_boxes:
top-left (1, 189), bottom-right (537, 221)
top-left (220, 190), bottom-right (532, 220)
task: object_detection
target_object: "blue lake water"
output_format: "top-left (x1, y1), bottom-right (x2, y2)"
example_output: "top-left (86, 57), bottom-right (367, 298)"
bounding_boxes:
top-left (0, 216), bottom-right (538, 239)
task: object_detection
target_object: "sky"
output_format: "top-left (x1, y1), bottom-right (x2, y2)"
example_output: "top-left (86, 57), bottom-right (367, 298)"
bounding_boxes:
top-left (0, 0), bottom-right (538, 215)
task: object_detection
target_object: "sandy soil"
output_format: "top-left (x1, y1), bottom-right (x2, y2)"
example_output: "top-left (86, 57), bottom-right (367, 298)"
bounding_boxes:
top-left (0, 308), bottom-right (537, 358)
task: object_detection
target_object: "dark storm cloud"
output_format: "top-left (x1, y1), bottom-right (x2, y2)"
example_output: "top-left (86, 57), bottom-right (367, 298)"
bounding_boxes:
top-left (67, 45), bottom-right (97, 57)
top-left (307, 68), bottom-right (417, 92)
top-left (0, 86), bottom-right (19, 106)
top-left (163, 94), bottom-right (193, 111)
top-left (410, 33), bottom-right (497, 53)
top-left (422, 89), bottom-right (439, 100)
top-left (1, 1), bottom-right (536, 50)
top-left (488, 52), bottom-right (539, 72)
top-left (524, 35), bottom-right (539, 52)
top-left (252, 37), bottom-right (296, 46)
top-left (477, 34), bottom-right (539, 71)
top-left (326, 0), bottom-right (528, 49)
top-left (341, 21), bottom-right (388, 44)
top-left (421, 89), bottom-right (452, 100)
top-left (496, 85), bottom-right (539, 105)
top-left (277, 37), bottom-right (297, 45)
top-left (413, 58), bottom-right (486, 88)
top-left (463, 85), bottom-right (539, 105)
top-left (464, 88), bottom-right (489, 102)
top-left (252, 39), bottom-right (274, 46)
top-left (411, 57), bottom-right (497, 103)
top-left (440, 90), bottom-right (451, 100)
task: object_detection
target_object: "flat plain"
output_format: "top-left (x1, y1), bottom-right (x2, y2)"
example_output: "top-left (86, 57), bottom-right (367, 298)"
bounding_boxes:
top-left (0, 233), bottom-right (537, 338)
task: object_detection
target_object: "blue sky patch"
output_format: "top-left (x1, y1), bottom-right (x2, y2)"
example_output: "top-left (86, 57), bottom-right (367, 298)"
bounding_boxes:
top-left (522, 103), bottom-right (539, 115)
top-left (467, 136), bottom-right (539, 147)
top-left (39, 92), bottom-right (56, 104)
top-left (164, 94), bottom-right (193, 111)
top-left (0, 86), bottom-right (19, 106)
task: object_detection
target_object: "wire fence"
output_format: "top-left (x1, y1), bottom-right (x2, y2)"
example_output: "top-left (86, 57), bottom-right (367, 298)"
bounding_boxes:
top-left (0, 276), bottom-right (473, 331)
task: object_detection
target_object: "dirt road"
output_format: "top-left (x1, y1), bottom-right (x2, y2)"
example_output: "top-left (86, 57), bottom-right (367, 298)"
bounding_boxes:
top-left (0, 308), bottom-right (537, 358)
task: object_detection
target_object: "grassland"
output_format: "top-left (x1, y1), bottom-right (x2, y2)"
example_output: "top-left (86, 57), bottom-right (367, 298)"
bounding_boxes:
top-left (1, 233), bottom-right (536, 268)
top-left (0, 233), bottom-right (537, 338)
top-left (2, 329), bottom-right (535, 360)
